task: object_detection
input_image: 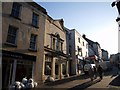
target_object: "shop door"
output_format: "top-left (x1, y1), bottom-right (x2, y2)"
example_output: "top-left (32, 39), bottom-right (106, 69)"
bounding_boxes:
top-left (2, 59), bottom-right (13, 88)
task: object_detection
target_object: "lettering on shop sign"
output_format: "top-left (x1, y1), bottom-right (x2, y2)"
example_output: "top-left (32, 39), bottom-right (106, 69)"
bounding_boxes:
top-left (3, 53), bottom-right (23, 59)
top-left (2, 50), bottom-right (36, 61)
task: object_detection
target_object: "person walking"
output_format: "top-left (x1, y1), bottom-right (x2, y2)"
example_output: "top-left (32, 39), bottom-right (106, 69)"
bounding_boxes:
top-left (93, 66), bottom-right (97, 79)
top-left (97, 65), bottom-right (103, 80)
top-left (88, 67), bottom-right (94, 81)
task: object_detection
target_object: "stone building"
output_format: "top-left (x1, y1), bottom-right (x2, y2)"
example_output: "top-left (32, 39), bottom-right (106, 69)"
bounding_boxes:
top-left (67, 29), bottom-right (88, 75)
top-left (2, 2), bottom-right (69, 88)
top-left (2, 2), bottom-right (47, 88)
top-left (43, 16), bottom-right (68, 80)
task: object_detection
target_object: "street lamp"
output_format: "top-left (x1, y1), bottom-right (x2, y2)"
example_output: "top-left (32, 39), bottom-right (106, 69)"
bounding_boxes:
top-left (111, 0), bottom-right (120, 21)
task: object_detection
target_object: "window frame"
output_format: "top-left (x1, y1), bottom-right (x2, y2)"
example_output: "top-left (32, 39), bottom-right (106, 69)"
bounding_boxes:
top-left (52, 38), bottom-right (55, 50)
top-left (6, 25), bottom-right (18, 46)
top-left (11, 2), bottom-right (21, 20)
top-left (56, 34), bottom-right (60, 51)
top-left (60, 42), bottom-right (63, 51)
top-left (29, 34), bottom-right (37, 51)
top-left (83, 42), bottom-right (84, 46)
top-left (32, 12), bottom-right (39, 28)
top-left (78, 38), bottom-right (80, 43)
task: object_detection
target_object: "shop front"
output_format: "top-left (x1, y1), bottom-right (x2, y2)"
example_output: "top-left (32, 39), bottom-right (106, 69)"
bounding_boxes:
top-left (44, 47), bottom-right (68, 81)
top-left (2, 50), bottom-right (36, 88)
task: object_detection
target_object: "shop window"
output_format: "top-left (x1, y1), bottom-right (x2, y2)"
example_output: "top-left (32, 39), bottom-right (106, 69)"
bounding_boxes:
top-left (6, 25), bottom-right (18, 45)
top-left (11, 2), bottom-right (21, 19)
top-left (44, 56), bottom-right (52, 75)
top-left (55, 64), bottom-right (58, 75)
top-left (15, 60), bottom-right (33, 81)
top-left (62, 64), bottom-right (66, 75)
top-left (45, 62), bottom-right (51, 75)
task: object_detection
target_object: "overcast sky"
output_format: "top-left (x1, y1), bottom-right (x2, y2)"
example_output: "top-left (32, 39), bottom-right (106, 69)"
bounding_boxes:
top-left (33, 1), bottom-right (118, 55)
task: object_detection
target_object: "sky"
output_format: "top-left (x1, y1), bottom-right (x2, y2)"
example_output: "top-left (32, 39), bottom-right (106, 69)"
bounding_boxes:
top-left (33, 1), bottom-right (118, 55)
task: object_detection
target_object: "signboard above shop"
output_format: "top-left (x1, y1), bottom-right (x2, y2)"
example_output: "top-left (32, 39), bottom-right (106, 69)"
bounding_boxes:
top-left (85, 55), bottom-right (98, 60)
top-left (2, 50), bottom-right (36, 61)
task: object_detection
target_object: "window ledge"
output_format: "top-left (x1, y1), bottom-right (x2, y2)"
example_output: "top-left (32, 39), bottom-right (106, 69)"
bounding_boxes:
top-left (4, 42), bottom-right (17, 47)
top-left (10, 14), bottom-right (21, 21)
top-left (28, 48), bottom-right (37, 52)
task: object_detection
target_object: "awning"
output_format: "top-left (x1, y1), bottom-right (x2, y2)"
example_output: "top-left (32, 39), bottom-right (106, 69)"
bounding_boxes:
top-left (85, 55), bottom-right (98, 60)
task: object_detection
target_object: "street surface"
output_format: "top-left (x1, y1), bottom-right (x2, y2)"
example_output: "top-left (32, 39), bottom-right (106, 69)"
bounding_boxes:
top-left (38, 65), bottom-right (120, 90)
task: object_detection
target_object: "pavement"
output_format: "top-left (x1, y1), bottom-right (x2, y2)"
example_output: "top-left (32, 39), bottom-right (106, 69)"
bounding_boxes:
top-left (85, 76), bottom-right (120, 90)
top-left (37, 66), bottom-right (120, 90)
top-left (37, 74), bottom-right (90, 89)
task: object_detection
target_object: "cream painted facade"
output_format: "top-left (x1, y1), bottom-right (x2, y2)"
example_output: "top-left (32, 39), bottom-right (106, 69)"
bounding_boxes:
top-left (92, 43), bottom-right (102, 60)
top-left (83, 35), bottom-right (102, 62)
top-left (2, 2), bottom-right (46, 88)
top-left (68, 29), bottom-right (88, 75)
top-left (43, 16), bottom-right (68, 80)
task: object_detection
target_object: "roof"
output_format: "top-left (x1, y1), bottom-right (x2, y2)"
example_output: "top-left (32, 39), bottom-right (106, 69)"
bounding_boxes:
top-left (27, 2), bottom-right (47, 15)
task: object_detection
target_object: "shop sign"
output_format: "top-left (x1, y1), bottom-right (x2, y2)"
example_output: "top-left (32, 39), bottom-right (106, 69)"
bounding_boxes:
top-left (2, 50), bottom-right (36, 61)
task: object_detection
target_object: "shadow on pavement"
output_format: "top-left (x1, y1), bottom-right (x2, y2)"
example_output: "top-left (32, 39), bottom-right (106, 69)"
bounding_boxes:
top-left (109, 75), bottom-right (120, 86)
top-left (44, 74), bottom-right (90, 86)
top-left (67, 79), bottom-right (101, 90)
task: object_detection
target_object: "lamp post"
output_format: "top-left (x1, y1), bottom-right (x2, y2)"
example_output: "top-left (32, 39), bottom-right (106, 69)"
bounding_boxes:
top-left (111, 0), bottom-right (120, 53)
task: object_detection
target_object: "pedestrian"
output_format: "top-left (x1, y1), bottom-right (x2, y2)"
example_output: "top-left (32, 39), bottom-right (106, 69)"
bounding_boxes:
top-left (88, 67), bottom-right (94, 81)
top-left (97, 65), bottom-right (103, 80)
top-left (93, 66), bottom-right (97, 79)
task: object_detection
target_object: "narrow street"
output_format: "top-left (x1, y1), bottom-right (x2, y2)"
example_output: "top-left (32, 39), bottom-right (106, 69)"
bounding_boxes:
top-left (38, 66), bottom-right (120, 90)
top-left (2, 1), bottom-right (120, 90)
top-left (85, 65), bottom-right (120, 89)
